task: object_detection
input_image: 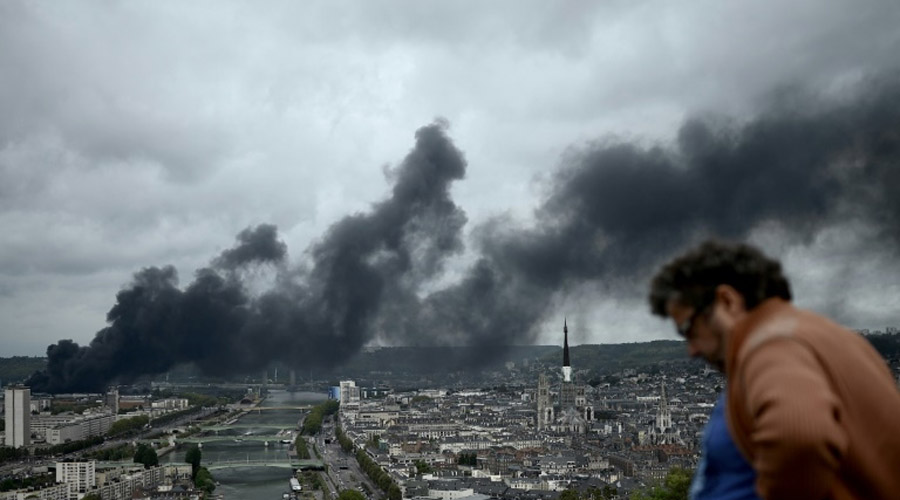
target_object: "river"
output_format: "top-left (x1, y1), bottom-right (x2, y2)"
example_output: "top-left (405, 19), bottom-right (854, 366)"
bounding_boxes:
top-left (164, 389), bottom-right (327, 500)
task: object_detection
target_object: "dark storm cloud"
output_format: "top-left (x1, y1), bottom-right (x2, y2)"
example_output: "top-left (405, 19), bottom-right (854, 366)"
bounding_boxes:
top-left (27, 73), bottom-right (900, 392)
top-left (516, 74), bottom-right (900, 279)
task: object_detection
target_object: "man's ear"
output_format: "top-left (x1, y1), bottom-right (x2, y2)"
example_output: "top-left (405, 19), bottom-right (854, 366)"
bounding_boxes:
top-left (715, 284), bottom-right (746, 316)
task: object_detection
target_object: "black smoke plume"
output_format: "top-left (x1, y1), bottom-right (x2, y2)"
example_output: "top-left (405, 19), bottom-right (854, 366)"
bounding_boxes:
top-left (29, 121), bottom-right (468, 392)
top-left (374, 75), bottom-right (900, 367)
top-left (28, 75), bottom-right (900, 392)
top-left (213, 224), bottom-right (286, 270)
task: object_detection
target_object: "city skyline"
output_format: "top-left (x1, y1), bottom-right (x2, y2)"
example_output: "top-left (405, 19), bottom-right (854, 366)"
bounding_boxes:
top-left (2, 1), bottom-right (900, 358)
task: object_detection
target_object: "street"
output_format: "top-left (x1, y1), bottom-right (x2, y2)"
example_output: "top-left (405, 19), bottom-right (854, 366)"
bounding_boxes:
top-left (315, 422), bottom-right (380, 500)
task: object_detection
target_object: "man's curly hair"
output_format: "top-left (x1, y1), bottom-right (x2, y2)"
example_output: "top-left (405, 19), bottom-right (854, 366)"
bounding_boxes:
top-left (649, 240), bottom-right (792, 317)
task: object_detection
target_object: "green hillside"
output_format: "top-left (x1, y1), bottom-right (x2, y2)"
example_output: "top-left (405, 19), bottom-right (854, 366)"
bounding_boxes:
top-left (0, 357), bottom-right (46, 385)
top-left (539, 340), bottom-right (688, 375)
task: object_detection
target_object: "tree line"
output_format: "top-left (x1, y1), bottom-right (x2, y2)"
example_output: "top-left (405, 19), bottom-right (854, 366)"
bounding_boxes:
top-left (295, 434), bottom-right (311, 459)
top-left (456, 452), bottom-right (477, 466)
top-left (555, 467), bottom-right (690, 500)
top-left (0, 472), bottom-right (55, 492)
top-left (185, 444), bottom-right (216, 494)
top-left (107, 415), bottom-right (150, 437)
top-left (301, 399), bottom-right (340, 435)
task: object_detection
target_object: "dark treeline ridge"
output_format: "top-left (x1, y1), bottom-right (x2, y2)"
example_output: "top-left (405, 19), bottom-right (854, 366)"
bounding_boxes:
top-left (565, 332), bottom-right (900, 376)
top-left (340, 345), bottom-right (559, 376)
top-left (352, 333), bottom-right (900, 381)
top-left (562, 341), bottom-right (689, 375)
top-left (0, 356), bottom-right (45, 385)
top-left (3, 332), bottom-right (896, 388)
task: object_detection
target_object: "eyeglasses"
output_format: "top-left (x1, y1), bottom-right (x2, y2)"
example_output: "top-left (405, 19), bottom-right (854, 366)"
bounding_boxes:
top-left (675, 303), bottom-right (710, 339)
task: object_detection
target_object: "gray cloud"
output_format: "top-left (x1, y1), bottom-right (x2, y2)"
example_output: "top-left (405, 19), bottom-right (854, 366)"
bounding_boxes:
top-left (2, 0), bottom-right (900, 359)
top-left (0, 3), bottom-right (232, 182)
top-left (23, 71), bottom-right (900, 391)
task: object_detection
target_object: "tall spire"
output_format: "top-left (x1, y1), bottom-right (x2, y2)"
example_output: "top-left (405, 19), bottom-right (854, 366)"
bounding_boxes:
top-left (563, 318), bottom-right (570, 367)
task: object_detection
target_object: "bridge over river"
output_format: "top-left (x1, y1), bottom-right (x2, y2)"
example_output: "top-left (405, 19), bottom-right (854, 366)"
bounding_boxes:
top-left (237, 405), bottom-right (314, 411)
top-left (201, 423), bottom-right (297, 431)
top-left (177, 435), bottom-right (290, 444)
top-left (203, 458), bottom-right (324, 471)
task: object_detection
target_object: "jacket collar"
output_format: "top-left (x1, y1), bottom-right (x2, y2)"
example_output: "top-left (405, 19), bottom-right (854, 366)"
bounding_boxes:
top-left (725, 297), bottom-right (791, 377)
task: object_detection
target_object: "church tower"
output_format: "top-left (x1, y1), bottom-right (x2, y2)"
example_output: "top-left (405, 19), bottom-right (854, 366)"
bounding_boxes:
top-left (656, 381), bottom-right (672, 432)
top-left (536, 373), bottom-right (552, 430)
top-left (538, 319), bottom-right (591, 434)
top-left (650, 380), bottom-right (681, 445)
top-left (559, 319), bottom-right (577, 412)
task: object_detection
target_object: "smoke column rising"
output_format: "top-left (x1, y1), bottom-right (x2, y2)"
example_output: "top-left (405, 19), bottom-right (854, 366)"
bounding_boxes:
top-left (29, 75), bottom-right (900, 392)
top-left (29, 121), bottom-right (468, 392)
top-left (376, 75), bottom-right (900, 359)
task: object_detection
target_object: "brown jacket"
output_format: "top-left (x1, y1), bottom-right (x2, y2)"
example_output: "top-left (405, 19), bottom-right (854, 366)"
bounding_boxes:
top-left (725, 299), bottom-right (900, 500)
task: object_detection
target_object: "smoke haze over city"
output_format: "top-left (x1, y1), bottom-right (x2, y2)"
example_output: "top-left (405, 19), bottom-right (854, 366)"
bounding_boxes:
top-left (1, 1), bottom-right (899, 391)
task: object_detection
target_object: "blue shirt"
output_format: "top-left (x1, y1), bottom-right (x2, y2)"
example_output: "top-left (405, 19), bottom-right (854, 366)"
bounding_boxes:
top-left (690, 392), bottom-right (760, 500)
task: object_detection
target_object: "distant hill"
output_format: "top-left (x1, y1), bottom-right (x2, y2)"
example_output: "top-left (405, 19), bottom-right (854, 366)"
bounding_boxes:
top-left (560, 332), bottom-right (900, 376)
top-left (335, 341), bottom-right (689, 379)
top-left (0, 356), bottom-right (46, 385)
top-left (564, 340), bottom-right (688, 373)
top-left (6, 332), bottom-right (895, 389)
top-left (339, 345), bottom-right (560, 376)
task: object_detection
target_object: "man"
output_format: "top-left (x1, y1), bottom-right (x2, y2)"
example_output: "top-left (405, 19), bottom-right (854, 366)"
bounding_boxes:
top-left (649, 240), bottom-right (900, 500)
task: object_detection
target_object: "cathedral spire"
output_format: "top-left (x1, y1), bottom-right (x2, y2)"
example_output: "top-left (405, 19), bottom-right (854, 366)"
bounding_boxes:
top-left (562, 319), bottom-right (572, 383)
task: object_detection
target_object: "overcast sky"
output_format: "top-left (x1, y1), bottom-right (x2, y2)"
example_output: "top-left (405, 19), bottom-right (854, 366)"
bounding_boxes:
top-left (2, 0), bottom-right (900, 357)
